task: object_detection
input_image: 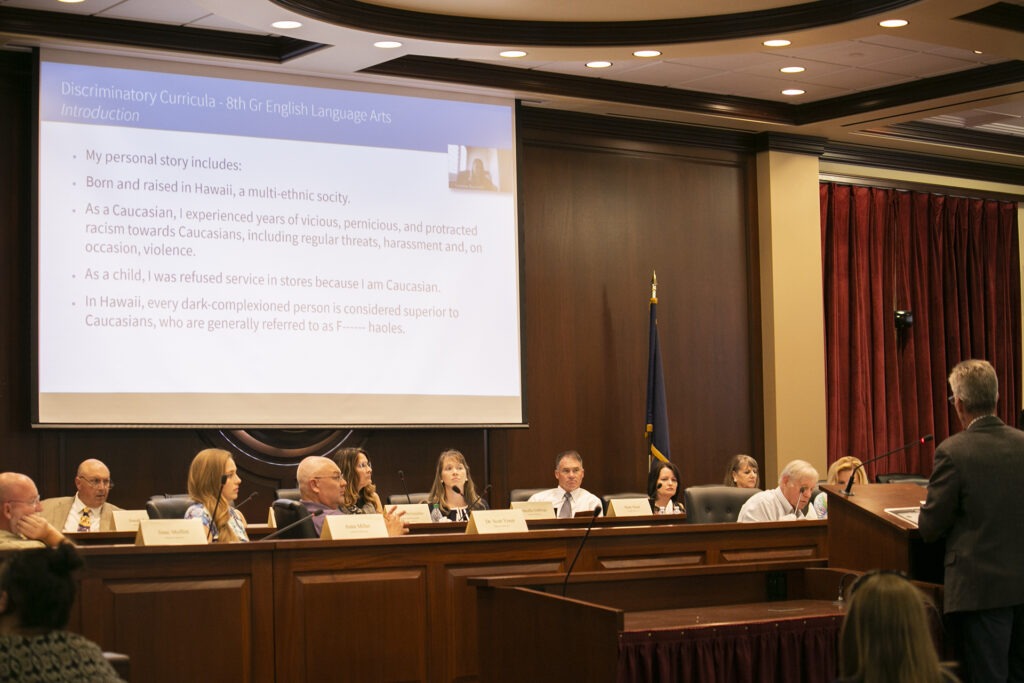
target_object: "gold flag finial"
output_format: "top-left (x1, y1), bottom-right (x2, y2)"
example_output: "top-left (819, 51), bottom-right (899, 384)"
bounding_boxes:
top-left (651, 270), bottom-right (657, 300)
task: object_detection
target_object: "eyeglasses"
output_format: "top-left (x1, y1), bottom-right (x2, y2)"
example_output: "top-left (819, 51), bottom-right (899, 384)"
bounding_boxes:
top-left (4, 496), bottom-right (41, 506)
top-left (79, 477), bottom-right (114, 489)
top-left (313, 474), bottom-right (342, 482)
top-left (356, 461), bottom-right (372, 470)
top-left (948, 395), bottom-right (956, 405)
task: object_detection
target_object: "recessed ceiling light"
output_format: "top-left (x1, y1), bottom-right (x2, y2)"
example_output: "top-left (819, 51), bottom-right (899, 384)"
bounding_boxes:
top-left (500, 50), bottom-right (528, 58)
top-left (586, 61), bottom-right (612, 69)
top-left (633, 50), bottom-right (661, 58)
top-left (780, 66), bottom-right (805, 74)
top-left (763, 39), bottom-right (791, 48)
top-left (782, 89), bottom-right (805, 96)
top-left (374, 41), bottom-right (403, 49)
top-left (974, 50), bottom-right (984, 55)
top-left (271, 20), bottom-right (302, 30)
top-left (57, 0), bottom-right (85, 3)
top-left (879, 19), bottom-right (908, 28)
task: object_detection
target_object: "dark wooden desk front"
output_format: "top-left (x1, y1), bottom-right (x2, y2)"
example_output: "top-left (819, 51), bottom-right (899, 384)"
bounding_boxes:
top-left (67, 519), bottom-right (827, 682)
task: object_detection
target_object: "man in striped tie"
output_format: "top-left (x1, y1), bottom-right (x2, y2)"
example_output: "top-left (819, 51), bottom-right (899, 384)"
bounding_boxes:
top-left (40, 459), bottom-right (122, 533)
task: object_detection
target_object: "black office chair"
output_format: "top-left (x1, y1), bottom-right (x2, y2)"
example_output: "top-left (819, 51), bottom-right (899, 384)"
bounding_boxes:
top-left (275, 487), bottom-right (301, 501)
top-left (876, 473), bottom-right (929, 486)
top-left (269, 499), bottom-right (318, 539)
top-left (601, 492), bottom-right (651, 515)
top-left (509, 488), bottom-right (547, 503)
top-left (145, 496), bottom-right (193, 519)
top-left (683, 485), bottom-right (761, 524)
top-left (387, 492), bottom-right (430, 505)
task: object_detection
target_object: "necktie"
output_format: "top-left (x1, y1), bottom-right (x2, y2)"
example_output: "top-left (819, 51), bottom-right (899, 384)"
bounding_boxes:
top-left (78, 507), bottom-right (92, 532)
top-left (559, 491), bottom-right (572, 519)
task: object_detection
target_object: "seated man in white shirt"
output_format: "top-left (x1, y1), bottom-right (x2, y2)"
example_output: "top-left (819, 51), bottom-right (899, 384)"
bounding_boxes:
top-left (528, 450), bottom-right (604, 518)
top-left (0, 472), bottom-right (66, 549)
top-left (40, 459), bottom-right (121, 533)
top-left (737, 459), bottom-right (820, 522)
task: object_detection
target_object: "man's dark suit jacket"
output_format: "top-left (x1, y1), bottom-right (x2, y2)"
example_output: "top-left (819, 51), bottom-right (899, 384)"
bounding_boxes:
top-left (918, 415), bottom-right (1024, 613)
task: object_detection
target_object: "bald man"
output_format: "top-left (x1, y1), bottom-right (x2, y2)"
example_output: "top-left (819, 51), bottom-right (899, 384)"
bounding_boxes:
top-left (41, 459), bottom-right (122, 533)
top-left (296, 456), bottom-right (406, 536)
top-left (0, 472), bottom-right (66, 549)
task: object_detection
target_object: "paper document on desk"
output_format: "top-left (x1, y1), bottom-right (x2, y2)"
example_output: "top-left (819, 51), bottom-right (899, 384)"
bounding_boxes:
top-left (885, 507), bottom-right (920, 526)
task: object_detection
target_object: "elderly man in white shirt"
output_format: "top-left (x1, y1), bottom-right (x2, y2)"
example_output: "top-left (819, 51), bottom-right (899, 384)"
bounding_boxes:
top-left (40, 459), bottom-right (121, 533)
top-left (737, 459), bottom-right (820, 522)
top-left (528, 450), bottom-right (604, 518)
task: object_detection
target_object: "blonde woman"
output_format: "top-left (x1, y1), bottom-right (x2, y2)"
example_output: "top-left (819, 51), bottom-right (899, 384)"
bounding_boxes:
top-left (184, 448), bottom-right (248, 542)
top-left (426, 449), bottom-right (487, 522)
top-left (812, 456), bottom-right (867, 518)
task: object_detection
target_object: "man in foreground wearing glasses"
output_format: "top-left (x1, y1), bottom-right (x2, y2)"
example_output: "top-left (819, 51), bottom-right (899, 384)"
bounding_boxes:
top-left (919, 359), bottom-right (1024, 683)
top-left (737, 459), bottom-right (820, 522)
top-left (40, 458), bottom-right (122, 533)
top-left (0, 472), bottom-right (66, 549)
top-left (297, 456), bottom-right (406, 537)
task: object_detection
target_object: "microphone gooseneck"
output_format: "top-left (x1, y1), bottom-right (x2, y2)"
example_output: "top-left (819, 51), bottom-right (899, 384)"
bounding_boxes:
top-left (843, 434), bottom-right (934, 496)
top-left (398, 470), bottom-right (412, 504)
top-left (562, 505), bottom-right (602, 597)
top-left (207, 473), bottom-right (230, 542)
top-left (235, 491), bottom-right (258, 510)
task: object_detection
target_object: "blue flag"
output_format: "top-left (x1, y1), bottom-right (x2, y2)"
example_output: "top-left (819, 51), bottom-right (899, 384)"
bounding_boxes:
top-left (645, 284), bottom-right (670, 464)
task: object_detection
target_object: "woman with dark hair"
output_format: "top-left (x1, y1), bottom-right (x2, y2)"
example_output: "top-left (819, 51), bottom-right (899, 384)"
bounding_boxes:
top-left (184, 448), bottom-right (248, 543)
top-left (839, 571), bottom-right (957, 683)
top-left (426, 449), bottom-right (488, 522)
top-left (334, 447), bottom-right (384, 514)
top-left (647, 461), bottom-right (684, 514)
top-left (0, 544), bottom-right (123, 681)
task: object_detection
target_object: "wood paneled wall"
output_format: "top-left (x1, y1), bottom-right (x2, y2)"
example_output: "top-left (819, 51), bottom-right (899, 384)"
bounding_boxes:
top-left (0, 51), bottom-right (759, 510)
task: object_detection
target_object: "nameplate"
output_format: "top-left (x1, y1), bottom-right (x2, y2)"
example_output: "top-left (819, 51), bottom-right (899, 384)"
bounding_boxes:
top-left (510, 501), bottom-right (556, 520)
top-left (607, 498), bottom-right (653, 517)
top-left (112, 509), bottom-right (150, 531)
top-left (388, 503), bottom-right (431, 525)
top-left (321, 514), bottom-right (389, 540)
top-left (465, 509), bottom-right (528, 535)
top-left (135, 519), bottom-right (207, 546)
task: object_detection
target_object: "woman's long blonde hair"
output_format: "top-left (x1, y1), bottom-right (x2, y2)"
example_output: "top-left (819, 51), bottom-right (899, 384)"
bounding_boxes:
top-left (334, 447), bottom-right (382, 513)
top-left (840, 572), bottom-right (953, 683)
top-left (828, 456), bottom-right (868, 486)
top-left (426, 449), bottom-right (479, 514)
top-left (187, 448), bottom-right (241, 543)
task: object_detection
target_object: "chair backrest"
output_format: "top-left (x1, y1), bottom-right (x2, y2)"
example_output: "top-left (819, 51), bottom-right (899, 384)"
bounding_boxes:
top-left (145, 496), bottom-right (194, 520)
top-left (509, 488), bottom-right (546, 503)
top-left (275, 488), bottom-right (301, 501)
top-left (683, 485), bottom-right (761, 524)
top-left (387, 492), bottom-right (430, 505)
top-left (876, 473), bottom-right (929, 486)
top-left (601, 492), bottom-right (651, 515)
top-left (270, 499), bottom-right (318, 539)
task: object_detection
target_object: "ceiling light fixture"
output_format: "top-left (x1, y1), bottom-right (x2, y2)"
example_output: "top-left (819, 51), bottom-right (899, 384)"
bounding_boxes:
top-left (782, 89), bottom-right (805, 96)
top-left (271, 20), bottom-right (302, 30)
top-left (974, 50), bottom-right (983, 55)
top-left (499, 50), bottom-right (528, 58)
top-left (780, 66), bottom-right (805, 74)
top-left (763, 39), bottom-right (791, 48)
top-left (57, 0), bottom-right (85, 3)
top-left (633, 50), bottom-right (661, 58)
top-left (374, 41), bottom-right (403, 49)
top-left (586, 61), bottom-right (612, 69)
top-left (879, 19), bottom-right (908, 28)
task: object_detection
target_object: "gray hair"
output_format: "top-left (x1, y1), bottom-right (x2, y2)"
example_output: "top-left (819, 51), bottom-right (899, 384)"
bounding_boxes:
top-left (949, 359), bottom-right (998, 414)
top-left (779, 459), bottom-right (819, 484)
top-left (554, 450), bottom-right (582, 469)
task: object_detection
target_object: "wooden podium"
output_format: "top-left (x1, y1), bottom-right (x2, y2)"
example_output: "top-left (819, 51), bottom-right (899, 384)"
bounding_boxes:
top-left (824, 483), bottom-right (944, 582)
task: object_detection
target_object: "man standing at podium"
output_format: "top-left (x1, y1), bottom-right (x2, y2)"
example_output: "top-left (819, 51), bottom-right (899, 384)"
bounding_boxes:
top-left (919, 359), bottom-right (1024, 683)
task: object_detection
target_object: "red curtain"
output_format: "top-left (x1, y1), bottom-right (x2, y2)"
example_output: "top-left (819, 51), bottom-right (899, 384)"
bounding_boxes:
top-left (821, 183), bottom-right (1020, 477)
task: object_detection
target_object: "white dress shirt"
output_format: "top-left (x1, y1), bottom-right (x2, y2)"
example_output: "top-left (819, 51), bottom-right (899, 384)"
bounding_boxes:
top-left (737, 487), bottom-right (819, 522)
top-left (528, 487), bottom-right (604, 517)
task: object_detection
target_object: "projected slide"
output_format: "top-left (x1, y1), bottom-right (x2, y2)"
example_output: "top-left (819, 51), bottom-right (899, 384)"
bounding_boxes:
top-left (36, 55), bottom-right (522, 426)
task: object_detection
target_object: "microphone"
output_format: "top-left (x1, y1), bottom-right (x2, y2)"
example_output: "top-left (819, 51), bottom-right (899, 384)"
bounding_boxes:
top-left (562, 505), bottom-right (602, 597)
top-left (843, 434), bottom-right (934, 496)
top-left (234, 491), bottom-right (258, 510)
top-left (262, 506), bottom-right (324, 541)
top-left (207, 473), bottom-right (229, 542)
top-left (398, 470), bottom-right (412, 504)
top-left (453, 484), bottom-right (491, 510)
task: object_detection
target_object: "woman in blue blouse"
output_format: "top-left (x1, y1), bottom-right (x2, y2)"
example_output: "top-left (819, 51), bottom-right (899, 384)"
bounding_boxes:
top-left (184, 448), bottom-right (248, 543)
